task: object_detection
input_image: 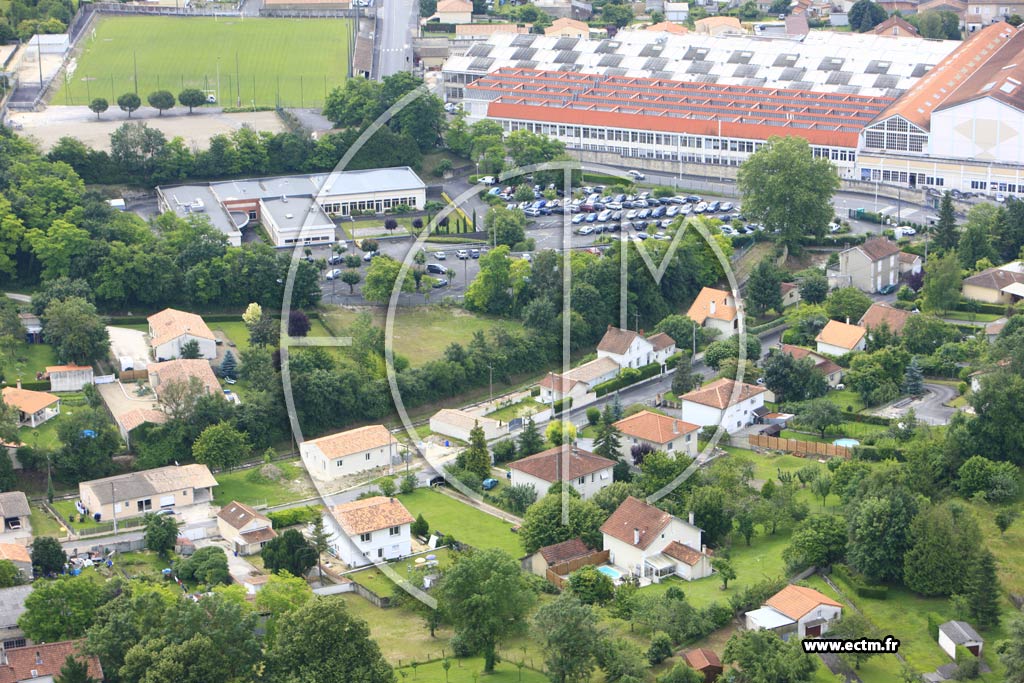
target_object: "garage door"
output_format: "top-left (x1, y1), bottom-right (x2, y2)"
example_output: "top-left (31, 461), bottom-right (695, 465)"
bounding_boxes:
top-left (805, 624), bottom-right (822, 638)
top-left (159, 495), bottom-right (175, 508)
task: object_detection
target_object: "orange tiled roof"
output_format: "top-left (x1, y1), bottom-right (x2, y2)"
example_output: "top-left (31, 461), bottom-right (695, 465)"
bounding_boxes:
top-left (871, 22), bottom-right (1019, 131)
top-left (647, 332), bottom-right (676, 352)
top-left (303, 424), bottom-right (395, 461)
top-left (600, 496), bottom-right (673, 549)
top-left (613, 410), bottom-right (699, 445)
top-left (455, 23), bottom-right (529, 36)
top-left (686, 287), bottom-right (737, 326)
top-left (147, 308), bottom-right (216, 348)
top-left (815, 320), bottom-right (867, 351)
top-left (148, 359), bottom-right (221, 397)
top-left (695, 16), bottom-right (742, 30)
top-left (662, 540), bottom-right (704, 565)
top-left (436, 0), bottom-right (471, 11)
top-left (1, 386), bottom-right (58, 414)
top-left (117, 408), bottom-right (167, 432)
top-left (859, 302), bottom-right (913, 334)
top-left (0, 640), bottom-right (103, 683)
top-left (778, 344), bottom-right (843, 377)
top-left (545, 17), bottom-right (589, 33)
top-left (766, 584), bottom-right (842, 620)
top-left (684, 648), bottom-right (722, 671)
top-left (44, 364), bottom-right (92, 374)
top-left (538, 538), bottom-right (592, 565)
top-left (646, 21), bottom-right (688, 34)
top-left (869, 15), bottom-right (920, 37)
top-left (0, 543), bottom-right (30, 564)
top-left (681, 378), bottom-right (765, 410)
top-left (331, 496), bottom-right (414, 535)
top-left (597, 326), bottom-right (643, 355)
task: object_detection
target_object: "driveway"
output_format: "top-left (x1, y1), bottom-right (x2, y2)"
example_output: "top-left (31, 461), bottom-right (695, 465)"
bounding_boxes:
top-left (194, 536), bottom-right (263, 582)
top-left (871, 382), bottom-right (957, 426)
top-left (106, 326), bottom-right (150, 369)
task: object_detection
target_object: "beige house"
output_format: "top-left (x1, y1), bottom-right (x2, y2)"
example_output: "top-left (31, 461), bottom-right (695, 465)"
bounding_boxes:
top-left (148, 359), bottom-right (222, 402)
top-left (816, 320), bottom-right (867, 356)
top-left (544, 16), bottom-right (590, 37)
top-left (508, 445), bottom-right (614, 499)
top-left (899, 251), bottom-right (923, 276)
top-left (1, 386), bottom-right (60, 428)
top-left (962, 262), bottom-right (1024, 304)
top-left (217, 500), bottom-right (277, 556)
top-left (780, 282), bottom-right (801, 308)
top-left (601, 496), bottom-right (713, 581)
top-left (44, 365), bottom-right (93, 392)
top-left (78, 463), bottom-right (217, 522)
top-left (434, 0), bottom-right (473, 23)
top-left (680, 378), bottom-right (767, 434)
top-left (430, 408), bottom-right (508, 442)
top-left (834, 238), bottom-right (901, 293)
top-left (646, 20), bottom-right (689, 34)
top-left (693, 16), bottom-right (744, 36)
top-left (686, 287), bottom-right (739, 337)
top-left (147, 308), bottom-right (217, 361)
top-left (614, 410), bottom-right (700, 459)
top-left (299, 424), bottom-right (399, 483)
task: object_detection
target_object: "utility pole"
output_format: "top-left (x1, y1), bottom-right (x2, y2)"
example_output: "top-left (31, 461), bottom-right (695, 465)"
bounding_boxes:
top-left (111, 482), bottom-right (117, 535)
top-left (488, 364), bottom-right (493, 405)
top-left (235, 51), bottom-right (241, 107)
top-left (133, 50), bottom-right (138, 95)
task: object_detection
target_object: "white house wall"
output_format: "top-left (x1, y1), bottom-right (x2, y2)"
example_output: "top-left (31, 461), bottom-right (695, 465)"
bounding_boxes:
top-left (324, 512), bottom-right (411, 568)
top-left (153, 335), bottom-right (217, 361)
top-left (681, 394), bottom-right (764, 433)
top-left (300, 443), bottom-right (397, 483)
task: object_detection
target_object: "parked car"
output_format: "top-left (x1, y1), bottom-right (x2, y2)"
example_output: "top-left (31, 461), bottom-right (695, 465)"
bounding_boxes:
top-left (524, 207), bottom-right (541, 217)
top-left (456, 249), bottom-right (470, 259)
top-left (434, 251), bottom-right (447, 260)
top-left (585, 213), bottom-right (598, 223)
top-left (597, 209), bottom-right (612, 222)
top-left (432, 278), bottom-right (449, 288)
top-left (635, 232), bottom-right (650, 240)
top-left (720, 201), bottom-right (734, 211)
top-left (362, 250), bottom-right (379, 262)
top-left (878, 283), bottom-right (898, 295)
top-left (627, 170), bottom-right (646, 180)
top-left (578, 225), bottom-right (595, 235)
top-left (426, 263), bottom-right (447, 275)
top-left (482, 478), bottom-right (499, 491)
top-left (572, 213), bottom-right (586, 224)
top-left (325, 268), bottom-right (342, 280)
top-left (477, 176), bottom-right (496, 185)
top-left (470, 249), bottom-right (481, 259)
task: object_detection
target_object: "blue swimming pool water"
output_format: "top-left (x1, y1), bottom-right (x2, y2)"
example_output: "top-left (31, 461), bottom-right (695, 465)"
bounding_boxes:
top-left (597, 565), bottom-right (622, 580)
top-left (833, 438), bottom-right (860, 447)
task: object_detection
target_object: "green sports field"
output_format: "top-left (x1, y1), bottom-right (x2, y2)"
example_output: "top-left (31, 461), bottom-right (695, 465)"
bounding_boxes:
top-left (55, 16), bottom-right (352, 108)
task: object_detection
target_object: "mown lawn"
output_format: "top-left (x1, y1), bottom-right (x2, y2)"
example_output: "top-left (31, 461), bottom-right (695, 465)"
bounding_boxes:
top-left (347, 548), bottom-right (454, 598)
top-left (395, 657), bottom-right (550, 683)
top-left (212, 461), bottom-right (312, 507)
top-left (29, 505), bottom-right (68, 538)
top-left (397, 489), bottom-right (522, 557)
top-left (337, 593), bottom-right (455, 665)
top-left (486, 398), bottom-right (544, 422)
top-left (823, 389), bottom-right (865, 413)
top-left (51, 500), bottom-right (107, 531)
top-left (0, 342), bottom-right (58, 383)
top-left (17, 417), bottom-right (62, 450)
top-left (116, 550), bottom-right (176, 580)
top-left (321, 306), bottom-right (526, 366)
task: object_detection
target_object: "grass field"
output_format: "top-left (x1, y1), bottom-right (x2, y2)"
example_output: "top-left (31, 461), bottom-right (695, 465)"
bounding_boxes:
top-left (397, 489), bottom-right (523, 557)
top-left (55, 17), bottom-right (352, 108)
top-left (321, 306), bottom-right (527, 366)
top-left (211, 460), bottom-right (313, 507)
top-left (0, 342), bottom-right (58, 384)
top-left (347, 548), bottom-right (454, 597)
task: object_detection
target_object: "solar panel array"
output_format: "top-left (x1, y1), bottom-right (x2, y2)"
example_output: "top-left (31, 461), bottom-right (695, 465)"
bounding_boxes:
top-left (445, 29), bottom-right (961, 98)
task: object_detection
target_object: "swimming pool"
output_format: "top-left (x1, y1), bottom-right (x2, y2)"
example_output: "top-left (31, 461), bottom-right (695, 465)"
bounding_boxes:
top-left (597, 565), bottom-right (622, 580)
top-left (833, 438), bottom-right (860, 448)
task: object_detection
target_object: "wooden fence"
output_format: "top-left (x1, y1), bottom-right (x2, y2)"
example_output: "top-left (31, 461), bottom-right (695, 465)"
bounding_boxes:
top-left (119, 369), bottom-right (149, 382)
top-left (748, 435), bottom-right (851, 459)
top-left (546, 549), bottom-right (611, 589)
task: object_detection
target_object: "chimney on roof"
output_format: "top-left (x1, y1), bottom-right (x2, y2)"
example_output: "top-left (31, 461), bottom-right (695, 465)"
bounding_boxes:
top-left (846, 316), bottom-right (850, 324)
top-left (673, 420), bottom-right (679, 435)
top-left (710, 300), bottom-right (717, 315)
top-left (16, 379), bottom-right (20, 390)
top-left (633, 527), bottom-right (640, 545)
top-left (688, 511), bottom-right (695, 526)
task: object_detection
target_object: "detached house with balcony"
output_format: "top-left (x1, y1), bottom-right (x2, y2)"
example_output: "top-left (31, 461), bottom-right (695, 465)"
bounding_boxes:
top-left (1, 386), bottom-right (59, 428)
top-left (600, 496), bottom-right (713, 582)
top-left (508, 445), bottom-right (613, 499)
top-left (326, 496), bottom-right (414, 568)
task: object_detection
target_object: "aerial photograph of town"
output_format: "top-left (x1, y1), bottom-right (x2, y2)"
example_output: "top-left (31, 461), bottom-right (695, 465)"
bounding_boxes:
top-left (1, 0), bottom-right (1023, 679)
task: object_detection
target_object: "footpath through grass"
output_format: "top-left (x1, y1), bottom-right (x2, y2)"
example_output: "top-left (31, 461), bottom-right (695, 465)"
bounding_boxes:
top-left (397, 488), bottom-right (522, 557)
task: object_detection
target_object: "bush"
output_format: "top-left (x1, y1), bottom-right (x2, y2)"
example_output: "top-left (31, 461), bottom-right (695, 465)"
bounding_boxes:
top-left (594, 362), bottom-right (661, 397)
top-left (449, 632), bottom-right (475, 657)
top-left (647, 632), bottom-right (674, 664)
top-left (748, 317), bottom-right (786, 334)
top-left (411, 513), bottom-right (429, 537)
top-left (832, 564), bottom-right (888, 600)
top-left (927, 612), bottom-right (945, 641)
top-left (267, 505), bottom-right (320, 529)
top-left (586, 407), bottom-right (601, 426)
top-left (552, 397), bottom-right (573, 415)
top-left (530, 386), bottom-right (541, 397)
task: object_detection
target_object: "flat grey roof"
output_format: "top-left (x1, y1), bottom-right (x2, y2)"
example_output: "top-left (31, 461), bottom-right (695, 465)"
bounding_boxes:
top-left (159, 184), bottom-right (243, 242)
top-left (262, 196), bottom-right (334, 233)
top-left (0, 585), bottom-right (33, 629)
top-left (312, 167), bottom-right (426, 197)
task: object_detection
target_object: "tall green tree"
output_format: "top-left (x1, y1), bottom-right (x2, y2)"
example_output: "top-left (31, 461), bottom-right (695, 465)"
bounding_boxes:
top-left (723, 629), bottom-right (817, 683)
top-left (826, 612), bottom-right (881, 670)
top-left (798, 270), bottom-right (829, 304)
top-left (146, 90), bottom-right (175, 116)
top-left (465, 246), bottom-right (514, 315)
top-left (253, 571), bottom-right (313, 641)
top-left (796, 399), bottom-right (843, 438)
top-left (847, 491), bottom-right (919, 583)
top-left (143, 513), bottom-right (181, 559)
top-left (437, 548), bottom-right (537, 672)
top-left (117, 92), bottom-right (141, 118)
top-left (31, 536), bottom-right (67, 576)
top-left (933, 191), bottom-right (959, 252)
top-left (520, 489), bottom-right (606, 553)
top-left (922, 250), bottom-right (962, 313)
top-left (458, 422), bottom-right (491, 479)
top-left (534, 594), bottom-right (601, 683)
top-left (997, 617), bottom-right (1024, 683)
top-left (362, 256), bottom-right (415, 304)
top-left (263, 597), bottom-right (394, 683)
top-left (593, 410), bottom-right (623, 461)
top-left (826, 287), bottom-right (872, 323)
top-left (177, 89), bottom-right (206, 113)
top-left (42, 296), bottom-right (110, 364)
top-left (963, 549), bottom-right (1001, 629)
top-left (261, 529), bottom-right (318, 578)
top-left (55, 654), bottom-right (97, 683)
top-left (484, 206), bottom-right (527, 248)
top-left (782, 514), bottom-right (847, 570)
top-left (903, 357), bottom-right (925, 395)
top-left (54, 408), bottom-right (119, 483)
top-left (737, 136), bottom-right (840, 251)
top-left (19, 576), bottom-right (104, 641)
top-left (747, 258), bottom-right (784, 316)
top-left (957, 204), bottom-right (998, 269)
top-left (903, 503), bottom-right (980, 597)
top-left (191, 422), bottom-right (250, 471)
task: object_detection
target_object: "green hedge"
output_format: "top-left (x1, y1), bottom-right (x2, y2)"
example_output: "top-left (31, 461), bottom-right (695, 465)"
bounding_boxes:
top-left (530, 386), bottom-right (541, 397)
top-left (267, 505), bottom-right (320, 529)
top-left (552, 397), bottom-right (572, 415)
top-left (832, 564), bottom-right (889, 600)
top-left (16, 380), bottom-right (51, 391)
top-left (422, 21), bottom-right (456, 32)
top-left (955, 299), bottom-right (1009, 316)
top-left (842, 413), bottom-right (892, 426)
top-left (927, 612), bottom-right (945, 641)
top-left (749, 317), bottom-right (786, 335)
top-left (594, 362), bottom-right (662, 397)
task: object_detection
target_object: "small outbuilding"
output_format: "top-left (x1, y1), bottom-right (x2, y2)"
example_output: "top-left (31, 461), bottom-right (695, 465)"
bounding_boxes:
top-left (938, 620), bottom-right (983, 660)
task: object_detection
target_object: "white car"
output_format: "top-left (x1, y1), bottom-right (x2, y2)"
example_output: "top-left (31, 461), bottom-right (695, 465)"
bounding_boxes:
top-left (456, 249), bottom-right (470, 259)
top-left (434, 251), bottom-right (447, 260)
top-left (627, 170), bottom-right (646, 180)
top-left (578, 226), bottom-right (595, 235)
top-left (325, 268), bottom-right (342, 280)
top-left (894, 226), bottom-right (917, 237)
top-left (477, 176), bottom-right (496, 185)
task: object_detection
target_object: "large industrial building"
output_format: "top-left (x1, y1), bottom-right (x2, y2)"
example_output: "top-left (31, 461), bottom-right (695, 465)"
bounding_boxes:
top-left (446, 22), bottom-right (1024, 196)
top-left (157, 167), bottom-right (427, 248)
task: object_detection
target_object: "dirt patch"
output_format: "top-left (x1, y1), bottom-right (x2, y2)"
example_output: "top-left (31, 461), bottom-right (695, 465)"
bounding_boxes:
top-left (9, 106), bottom-right (286, 152)
top-left (258, 463), bottom-right (285, 481)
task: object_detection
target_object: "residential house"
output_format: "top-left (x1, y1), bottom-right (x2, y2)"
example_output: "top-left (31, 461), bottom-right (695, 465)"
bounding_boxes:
top-left (433, 0), bottom-right (473, 23)
top-left (900, 251), bottom-right (923, 276)
top-left (326, 496), bottom-right (414, 568)
top-left (646, 19), bottom-right (689, 33)
top-left (508, 445), bottom-right (614, 499)
top-left (216, 500), bottom-right (277, 556)
top-left (0, 585), bottom-right (33, 649)
top-left (693, 16), bottom-right (744, 35)
top-left (429, 408), bottom-right (507, 442)
top-left (680, 378), bottom-right (767, 433)
top-left (686, 287), bottom-right (739, 337)
top-left (815, 320), bottom-right (868, 355)
top-left (0, 493), bottom-right (29, 534)
top-left (682, 648), bottom-right (723, 683)
top-left (985, 317), bottom-right (1007, 342)
top-left (745, 584), bottom-right (843, 638)
top-left (646, 332), bottom-right (677, 365)
top-left (78, 463), bottom-right (217, 522)
top-left (870, 14), bottom-right (922, 36)
top-left (113, 408), bottom-right (167, 448)
top-left (538, 356), bottom-right (620, 404)
top-left (148, 359), bottom-right (222, 403)
top-left (859, 302), bottom-right (914, 335)
top-left (777, 344), bottom-right (844, 386)
top-left (596, 326), bottom-right (654, 369)
top-left (938, 620), bottom-right (983, 659)
top-left (0, 544), bottom-right (31, 579)
top-left (601, 496), bottom-right (713, 581)
top-left (834, 238), bottom-right (901, 293)
top-left (17, 314), bottom-right (41, 344)
top-left (44, 365), bottom-right (93, 392)
top-left (878, 0), bottom-right (918, 13)
top-left (780, 282), bottom-right (801, 308)
top-left (523, 537), bottom-right (593, 577)
top-left (1, 386), bottom-right (59, 428)
top-left (534, 0), bottom-right (593, 19)
top-left (299, 424), bottom-right (399, 483)
top-left (0, 640), bottom-right (103, 682)
top-left (147, 308), bottom-right (217, 361)
top-left (544, 16), bottom-right (590, 37)
top-left (965, 0), bottom-right (1024, 30)
top-left (613, 410), bottom-right (700, 459)
top-left (663, 2), bottom-right (690, 21)
top-left (962, 261), bottom-right (1024, 304)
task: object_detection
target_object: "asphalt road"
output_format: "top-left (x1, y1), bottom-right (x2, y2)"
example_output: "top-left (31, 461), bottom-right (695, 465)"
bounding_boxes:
top-left (376, 0), bottom-right (415, 78)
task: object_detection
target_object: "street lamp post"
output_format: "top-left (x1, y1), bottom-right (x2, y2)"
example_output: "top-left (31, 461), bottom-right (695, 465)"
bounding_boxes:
top-left (487, 364), bottom-right (494, 405)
